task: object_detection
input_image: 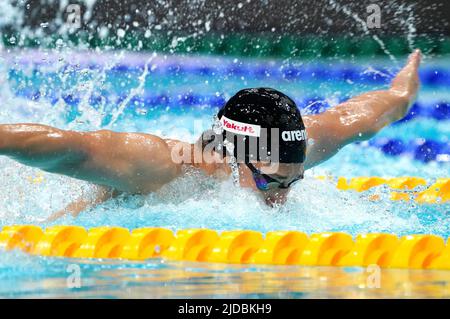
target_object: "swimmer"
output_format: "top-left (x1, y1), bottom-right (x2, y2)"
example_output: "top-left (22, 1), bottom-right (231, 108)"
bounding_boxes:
top-left (0, 50), bottom-right (421, 220)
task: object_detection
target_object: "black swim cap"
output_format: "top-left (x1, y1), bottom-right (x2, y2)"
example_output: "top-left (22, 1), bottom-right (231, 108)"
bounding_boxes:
top-left (216, 88), bottom-right (307, 163)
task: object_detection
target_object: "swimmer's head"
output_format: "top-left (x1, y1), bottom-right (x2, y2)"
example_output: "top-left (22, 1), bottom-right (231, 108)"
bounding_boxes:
top-left (217, 87), bottom-right (307, 164)
top-left (206, 87), bottom-right (307, 202)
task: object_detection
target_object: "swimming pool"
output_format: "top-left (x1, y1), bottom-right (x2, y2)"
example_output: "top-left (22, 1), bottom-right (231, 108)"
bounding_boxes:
top-left (0, 49), bottom-right (449, 298)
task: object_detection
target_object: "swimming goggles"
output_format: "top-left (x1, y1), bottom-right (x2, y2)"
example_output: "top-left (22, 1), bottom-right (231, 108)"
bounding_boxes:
top-left (246, 163), bottom-right (304, 191)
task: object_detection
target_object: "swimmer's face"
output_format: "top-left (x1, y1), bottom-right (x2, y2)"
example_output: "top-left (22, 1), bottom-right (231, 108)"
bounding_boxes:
top-left (239, 162), bottom-right (304, 206)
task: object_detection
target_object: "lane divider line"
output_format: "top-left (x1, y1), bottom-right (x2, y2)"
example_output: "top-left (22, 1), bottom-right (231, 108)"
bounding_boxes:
top-left (1, 225), bottom-right (449, 269)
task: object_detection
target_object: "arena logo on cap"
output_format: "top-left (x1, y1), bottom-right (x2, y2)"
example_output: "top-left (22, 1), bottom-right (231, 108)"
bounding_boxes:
top-left (220, 116), bottom-right (261, 137)
top-left (281, 129), bottom-right (307, 142)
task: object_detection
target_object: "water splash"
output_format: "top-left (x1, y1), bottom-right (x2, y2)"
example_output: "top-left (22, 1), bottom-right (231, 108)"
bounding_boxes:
top-left (402, 4), bottom-right (418, 52)
top-left (66, 51), bottom-right (126, 130)
top-left (223, 138), bottom-right (241, 187)
top-left (106, 52), bottom-right (157, 129)
top-left (327, 0), bottom-right (399, 65)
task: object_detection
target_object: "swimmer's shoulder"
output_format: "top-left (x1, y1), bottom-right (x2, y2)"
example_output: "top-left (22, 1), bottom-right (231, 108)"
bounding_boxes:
top-left (163, 138), bottom-right (231, 178)
top-left (164, 138), bottom-right (190, 150)
top-left (163, 138), bottom-right (192, 161)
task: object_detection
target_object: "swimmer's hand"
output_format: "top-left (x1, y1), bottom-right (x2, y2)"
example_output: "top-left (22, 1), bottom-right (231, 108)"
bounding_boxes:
top-left (43, 186), bottom-right (118, 223)
top-left (390, 49), bottom-right (422, 116)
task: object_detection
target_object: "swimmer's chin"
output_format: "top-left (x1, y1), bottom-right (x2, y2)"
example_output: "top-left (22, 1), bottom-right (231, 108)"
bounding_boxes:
top-left (253, 189), bottom-right (288, 207)
top-left (263, 195), bottom-right (287, 207)
top-left (261, 188), bottom-right (290, 207)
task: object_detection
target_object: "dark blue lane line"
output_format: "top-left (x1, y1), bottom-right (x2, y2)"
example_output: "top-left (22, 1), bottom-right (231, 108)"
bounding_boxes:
top-left (12, 88), bottom-right (450, 121)
top-left (359, 138), bottom-right (450, 163)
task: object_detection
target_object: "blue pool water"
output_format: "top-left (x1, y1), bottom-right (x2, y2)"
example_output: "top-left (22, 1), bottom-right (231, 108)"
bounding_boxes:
top-left (0, 50), bottom-right (449, 298)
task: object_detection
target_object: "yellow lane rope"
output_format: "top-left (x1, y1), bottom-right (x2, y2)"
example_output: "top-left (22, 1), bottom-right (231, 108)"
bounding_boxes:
top-left (2, 177), bottom-right (448, 267)
top-left (323, 176), bottom-right (450, 203)
top-left (0, 225), bottom-right (449, 269)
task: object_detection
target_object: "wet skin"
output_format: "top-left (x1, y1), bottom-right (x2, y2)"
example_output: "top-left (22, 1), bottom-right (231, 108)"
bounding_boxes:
top-left (0, 51), bottom-right (422, 219)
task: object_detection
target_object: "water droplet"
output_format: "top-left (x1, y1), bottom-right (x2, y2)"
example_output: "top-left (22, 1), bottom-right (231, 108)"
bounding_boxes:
top-left (117, 29), bottom-right (126, 38)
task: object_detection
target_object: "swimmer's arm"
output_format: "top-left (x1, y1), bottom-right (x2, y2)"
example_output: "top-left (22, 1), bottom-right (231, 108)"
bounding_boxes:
top-left (44, 186), bottom-right (118, 222)
top-left (303, 50), bottom-right (421, 169)
top-left (0, 124), bottom-right (181, 193)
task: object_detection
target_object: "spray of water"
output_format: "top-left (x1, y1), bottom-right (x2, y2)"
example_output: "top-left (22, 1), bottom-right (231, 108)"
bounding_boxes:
top-left (65, 51), bottom-right (126, 129)
top-left (106, 52), bottom-right (157, 129)
top-left (402, 4), bottom-right (418, 52)
top-left (327, 0), bottom-right (399, 65)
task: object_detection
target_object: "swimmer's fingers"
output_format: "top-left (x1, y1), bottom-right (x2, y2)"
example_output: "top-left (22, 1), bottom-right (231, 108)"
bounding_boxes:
top-left (398, 49), bottom-right (421, 79)
top-left (407, 49), bottom-right (422, 70)
top-left (43, 186), bottom-right (117, 222)
top-left (42, 209), bottom-right (67, 223)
